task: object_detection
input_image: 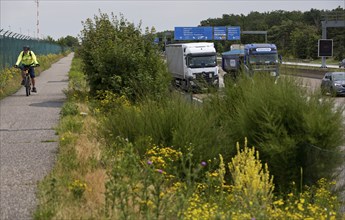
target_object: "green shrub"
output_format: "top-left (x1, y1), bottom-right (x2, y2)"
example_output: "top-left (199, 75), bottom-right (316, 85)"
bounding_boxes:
top-left (79, 12), bottom-right (170, 103)
top-left (60, 102), bottom-right (79, 117)
top-left (101, 92), bottom-right (232, 167)
top-left (205, 75), bottom-right (344, 191)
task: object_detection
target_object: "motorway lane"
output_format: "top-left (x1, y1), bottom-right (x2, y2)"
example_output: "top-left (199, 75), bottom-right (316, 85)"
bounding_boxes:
top-left (297, 76), bottom-right (345, 116)
top-left (0, 53), bottom-right (73, 220)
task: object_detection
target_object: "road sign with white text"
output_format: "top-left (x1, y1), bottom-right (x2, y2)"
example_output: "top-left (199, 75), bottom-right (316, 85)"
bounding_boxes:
top-left (214, 26), bottom-right (227, 40)
top-left (174, 27), bottom-right (213, 40)
top-left (227, 26), bottom-right (241, 40)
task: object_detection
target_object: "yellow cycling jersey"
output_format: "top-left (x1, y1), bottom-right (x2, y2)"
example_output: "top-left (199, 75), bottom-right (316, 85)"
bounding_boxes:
top-left (15, 51), bottom-right (39, 66)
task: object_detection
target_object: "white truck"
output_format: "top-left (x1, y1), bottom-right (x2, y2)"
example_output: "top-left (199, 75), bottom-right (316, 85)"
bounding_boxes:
top-left (165, 42), bottom-right (219, 91)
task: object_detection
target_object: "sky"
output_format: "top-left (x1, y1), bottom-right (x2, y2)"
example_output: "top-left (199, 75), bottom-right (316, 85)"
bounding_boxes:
top-left (1, 0), bottom-right (344, 40)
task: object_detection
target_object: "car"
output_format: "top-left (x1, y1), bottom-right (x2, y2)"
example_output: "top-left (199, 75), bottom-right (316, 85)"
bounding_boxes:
top-left (321, 72), bottom-right (345, 96)
top-left (340, 59), bottom-right (345, 68)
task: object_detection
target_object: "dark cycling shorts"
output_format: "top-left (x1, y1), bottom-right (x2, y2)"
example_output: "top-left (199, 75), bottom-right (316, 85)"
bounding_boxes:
top-left (20, 65), bottom-right (35, 78)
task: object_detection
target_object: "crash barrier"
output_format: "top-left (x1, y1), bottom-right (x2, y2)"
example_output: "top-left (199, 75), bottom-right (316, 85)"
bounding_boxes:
top-left (0, 29), bottom-right (67, 71)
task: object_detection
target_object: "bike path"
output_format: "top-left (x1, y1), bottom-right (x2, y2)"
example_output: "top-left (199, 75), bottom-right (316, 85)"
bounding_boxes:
top-left (0, 53), bottom-right (73, 220)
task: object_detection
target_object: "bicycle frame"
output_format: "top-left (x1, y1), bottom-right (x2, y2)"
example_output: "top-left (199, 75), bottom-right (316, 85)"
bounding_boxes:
top-left (23, 67), bottom-right (31, 96)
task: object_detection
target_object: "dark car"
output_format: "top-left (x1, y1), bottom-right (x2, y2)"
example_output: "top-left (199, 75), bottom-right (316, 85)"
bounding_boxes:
top-left (340, 59), bottom-right (345, 68)
top-left (321, 72), bottom-right (345, 96)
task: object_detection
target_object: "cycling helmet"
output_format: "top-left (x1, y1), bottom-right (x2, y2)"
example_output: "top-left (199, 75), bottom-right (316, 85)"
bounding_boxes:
top-left (23, 45), bottom-right (30, 50)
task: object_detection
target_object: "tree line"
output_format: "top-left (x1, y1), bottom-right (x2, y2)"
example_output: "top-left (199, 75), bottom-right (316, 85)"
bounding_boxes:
top-left (43, 35), bottom-right (80, 51)
top-left (204, 7), bottom-right (345, 60)
top-left (159, 7), bottom-right (345, 60)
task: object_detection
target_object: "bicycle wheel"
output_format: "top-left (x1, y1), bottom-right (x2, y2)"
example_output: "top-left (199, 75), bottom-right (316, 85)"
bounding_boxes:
top-left (25, 77), bottom-right (31, 96)
top-left (25, 85), bottom-right (30, 96)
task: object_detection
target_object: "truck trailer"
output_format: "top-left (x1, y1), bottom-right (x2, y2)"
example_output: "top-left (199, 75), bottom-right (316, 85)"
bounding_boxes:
top-left (221, 48), bottom-right (244, 80)
top-left (165, 42), bottom-right (219, 91)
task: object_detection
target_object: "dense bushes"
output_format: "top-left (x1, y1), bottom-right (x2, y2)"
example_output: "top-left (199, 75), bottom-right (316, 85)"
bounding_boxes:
top-left (78, 11), bottom-right (344, 192)
top-left (101, 93), bottom-right (232, 167)
top-left (68, 11), bottom-right (345, 216)
top-left (205, 75), bottom-right (344, 191)
top-left (35, 55), bottom-right (344, 219)
top-left (99, 74), bottom-right (344, 193)
top-left (79, 12), bottom-right (170, 102)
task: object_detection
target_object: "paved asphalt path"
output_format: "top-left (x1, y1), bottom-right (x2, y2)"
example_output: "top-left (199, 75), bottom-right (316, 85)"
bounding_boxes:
top-left (0, 53), bottom-right (73, 220)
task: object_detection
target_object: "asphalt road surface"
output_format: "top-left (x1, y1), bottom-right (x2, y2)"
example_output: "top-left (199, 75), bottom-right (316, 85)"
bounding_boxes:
top-left (0, 53), bottom-right (73, 220)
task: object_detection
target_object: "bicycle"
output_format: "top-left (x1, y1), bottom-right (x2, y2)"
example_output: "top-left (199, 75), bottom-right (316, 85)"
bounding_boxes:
top-left (15, 64), bottom-right (37, 96)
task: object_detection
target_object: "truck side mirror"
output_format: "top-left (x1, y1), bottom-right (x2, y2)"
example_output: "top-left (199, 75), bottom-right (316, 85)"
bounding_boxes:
top-left (278, 55), bottom-right (282, 63)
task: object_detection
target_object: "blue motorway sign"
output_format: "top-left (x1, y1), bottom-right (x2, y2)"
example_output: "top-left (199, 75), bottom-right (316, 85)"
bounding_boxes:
top-left (214, 26), bottom-right (227, 40)
top-left (174, 27), bottom-right (213, 40)
top-left (227, 26), bottom-right (241, 40)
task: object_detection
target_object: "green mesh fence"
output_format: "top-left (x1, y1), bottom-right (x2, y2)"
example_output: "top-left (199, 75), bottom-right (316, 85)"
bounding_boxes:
top-left (0, 33), bottom-right (66, 71)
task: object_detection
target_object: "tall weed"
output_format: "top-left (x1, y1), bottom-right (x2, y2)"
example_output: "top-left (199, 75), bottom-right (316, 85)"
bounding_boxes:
top-left (205, 75), bottom-right (344, 191)
top-left (101, 92), bottom-right (232, 166)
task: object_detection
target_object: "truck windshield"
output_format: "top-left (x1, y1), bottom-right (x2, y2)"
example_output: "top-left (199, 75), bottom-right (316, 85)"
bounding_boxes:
top-left (187, 55), bottom-right (217, 68)
top-left (249, 54), bottom-right (278, 65)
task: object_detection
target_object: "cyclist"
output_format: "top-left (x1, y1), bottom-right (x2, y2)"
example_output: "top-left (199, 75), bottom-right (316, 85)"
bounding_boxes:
top-left (14, 45), bottom-right (40, 92)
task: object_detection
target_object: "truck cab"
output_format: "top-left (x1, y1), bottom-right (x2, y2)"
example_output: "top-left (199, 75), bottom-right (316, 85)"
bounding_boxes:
top-left (243, 43), bottom-right (279, 78)
top-left (166, 42), bottom-right (219, 91)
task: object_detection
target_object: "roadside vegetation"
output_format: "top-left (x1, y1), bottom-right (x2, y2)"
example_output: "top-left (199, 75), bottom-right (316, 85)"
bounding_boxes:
top-left (35, 12), bottom-right (344, 219)
top-left (0, 52), bottom-right (68, 99)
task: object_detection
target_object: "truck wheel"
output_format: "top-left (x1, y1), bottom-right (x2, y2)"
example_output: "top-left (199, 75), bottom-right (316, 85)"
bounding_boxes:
top-left (184, 79), bottom-right (191, 92)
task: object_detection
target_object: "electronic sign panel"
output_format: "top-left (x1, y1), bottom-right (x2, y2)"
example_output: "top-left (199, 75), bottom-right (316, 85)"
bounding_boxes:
top-left (214, 26), bottom-right (227, 40)
top-left (227, 26), bottom-right (241, 40)
top-left (174, 27), bottom-right (213, 40)
top-left (318, 39), bottom-right (333, 57)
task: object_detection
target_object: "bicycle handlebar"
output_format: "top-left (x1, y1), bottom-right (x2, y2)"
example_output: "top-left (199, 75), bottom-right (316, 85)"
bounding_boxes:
top-left (14, 64), bottom-right (40, 69)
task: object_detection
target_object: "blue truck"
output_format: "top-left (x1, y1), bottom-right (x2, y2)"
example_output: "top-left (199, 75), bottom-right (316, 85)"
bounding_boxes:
top-left (243, 43), bottom-right (280, 78)
top-left (222, 43), bottom-right (280, 80)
